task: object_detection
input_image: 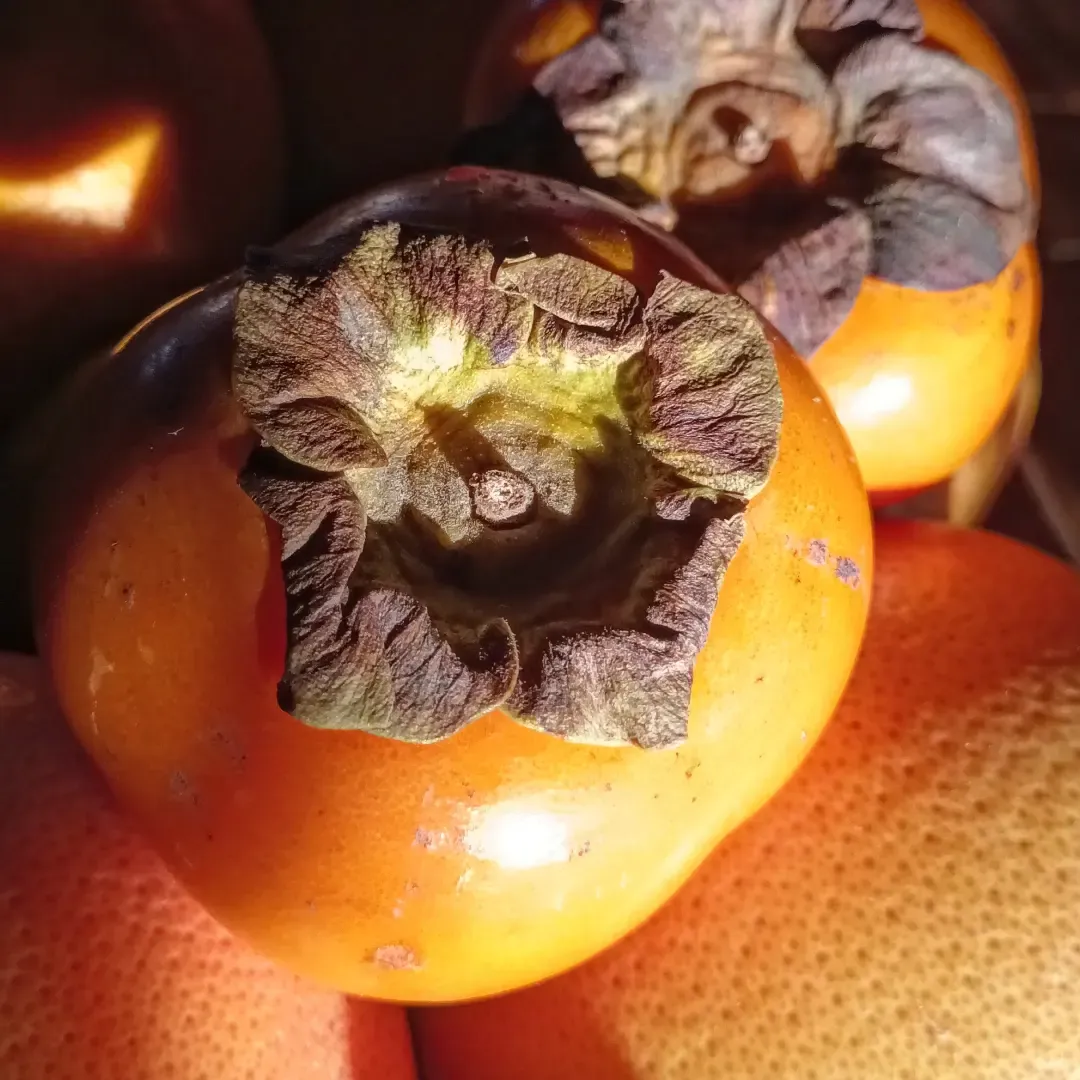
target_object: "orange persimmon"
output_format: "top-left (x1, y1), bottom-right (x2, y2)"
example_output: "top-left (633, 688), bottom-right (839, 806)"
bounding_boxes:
top-left (33, 168), bottom-right (871, 1003)
top-left (413, 523), bottom-right (1080, 1080)
top-left (0, 652), bottom-right (417, 1080)
top-left (461, 0), bottom-right (1042, 498)
top-left (0, 0), bottom-right (283, 433)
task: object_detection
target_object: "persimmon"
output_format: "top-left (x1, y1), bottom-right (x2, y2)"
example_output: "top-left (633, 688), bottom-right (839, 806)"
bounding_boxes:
top-left (0, 652), bottom-right (417, 1080)
top-left (460, 0), bottom-right (1042, 498)
top-left (0, 0), bottom-right (283, 435)
top-left (414, 522), bottom-right (1080, 1080)
top-left (33, 168), bottom-right (871, 1003)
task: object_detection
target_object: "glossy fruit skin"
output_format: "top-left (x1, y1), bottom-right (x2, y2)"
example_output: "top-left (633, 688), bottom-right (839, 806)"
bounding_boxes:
top-left (34, 170), bottom-right (872, 1004)
top-left (465, 0), bottom-right (1043, 497)
top-left (413, 523), bottom-right (1080, 1080)
top-left (0, 653), bottom-right (416, 1080)
top-left (0, 0), bottom-right (283, 435)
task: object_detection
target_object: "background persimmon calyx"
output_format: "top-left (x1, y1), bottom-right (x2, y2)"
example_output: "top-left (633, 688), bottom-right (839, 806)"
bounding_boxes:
top-left (233, 221), bottom-right (782, 748)
top-left (461, 0), bottom-right (1035, 357)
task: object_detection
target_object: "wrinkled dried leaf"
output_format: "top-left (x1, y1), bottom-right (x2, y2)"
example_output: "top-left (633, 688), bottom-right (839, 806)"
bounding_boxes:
top-left (508, 513), bottom-right (747, 749)
top-left (867, 175), bottom-right (1026, 290)
top-left (739, 200), bottom-right (873, 358)
top-left (798, 0), bottom-right (922, 34)
top-left (835, 34), bottom-right (1028, 212)
top-left (639, 273), bottom-right (783, 494)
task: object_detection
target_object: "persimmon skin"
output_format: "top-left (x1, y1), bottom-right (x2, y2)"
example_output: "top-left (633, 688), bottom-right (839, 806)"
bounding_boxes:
top-left (465, 0), bottom-right (1043, 497)
top-left (34, 172), bottom-right (871, 1003)
top-left (813, 242), bottom-right (1041, 496)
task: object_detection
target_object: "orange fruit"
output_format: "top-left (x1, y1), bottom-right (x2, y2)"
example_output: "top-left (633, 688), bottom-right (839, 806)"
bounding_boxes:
top-left (0, 652), bottom-right (416, 1080)
top-left (34, 169), bottom-right (871, 1002)
top-left (414, 522), bottom-right (1080, 1079)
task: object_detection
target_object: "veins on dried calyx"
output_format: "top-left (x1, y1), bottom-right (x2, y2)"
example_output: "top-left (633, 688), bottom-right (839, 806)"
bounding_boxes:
top-left (231, 220), bottom-right (782, 749)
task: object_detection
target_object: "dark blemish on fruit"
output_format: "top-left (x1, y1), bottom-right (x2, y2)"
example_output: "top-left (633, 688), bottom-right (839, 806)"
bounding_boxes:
top-left (372, 944), bottom-right (422, 971)
top-left (169, 770), bottom-right (198, 805)
top-left (1006, 318), bottom-right (1017, 338)
top-left (755, 675), bottom-right (765, 684)
top-left (1012, 266), bottom-right (1026, 292)
top-left (404, 881), bottom-right (420, 896)
top-left (834, 557), bottom-right (862, 589)
top-left (576, 841), bottom-right (592, 858)
top-left (121, 583), bottom-right (136, 609)
top-left (807, 539), bottom-right (828, 567)
top-left (414, 828), bottom-right (437, 850)
top-left (604, 782), bottom-right (613, 793)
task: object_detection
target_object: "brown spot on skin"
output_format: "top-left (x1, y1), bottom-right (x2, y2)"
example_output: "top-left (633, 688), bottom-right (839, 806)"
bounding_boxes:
top-left (414, 828), bottom-right (437, 850)
top-left (120, 583), bottom-right (136, 609)
top-left (575, 842), bottom-right (592, 858)
top-left (372, 944), bottom-right (422, 971)
top-left (834, 557), bottom-right (862, 589)
top-left (1007, 318), bottom-right (1017, 339)
top-left (1012, 266), bottom-right (1026, 292)
top-left (168, 771), bottom-right (198, 806)
top-left (404, 881), bottom-right (420, 896)
top-left (807, 539), bottom-right (829, 567)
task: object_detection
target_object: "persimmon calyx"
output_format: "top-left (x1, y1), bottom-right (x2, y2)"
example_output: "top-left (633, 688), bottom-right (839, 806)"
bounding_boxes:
top-left (460, 0), bottom-right (1034, 357)
top-left (232, 221), bottom-right (781, 748)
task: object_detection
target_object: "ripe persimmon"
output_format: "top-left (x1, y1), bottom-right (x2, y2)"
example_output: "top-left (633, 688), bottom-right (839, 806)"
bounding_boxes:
top-left (0, 0), bottom-right (283, 435)
top-left (413, 522), bottom-right (1080, 1079)
top-left (461, 0), bottom-right (1042, 499)
top-left (34, 169), bottom-right (871, 1002)
top-left (0, 652), bottom-right (416, 1080)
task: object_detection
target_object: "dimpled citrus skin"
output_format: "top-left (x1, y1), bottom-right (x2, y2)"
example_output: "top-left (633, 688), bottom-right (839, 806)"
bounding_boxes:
top-left (414, 522), bottom-right (1080, 1080)
top-left (0, 653), bottom-right (417, 1080)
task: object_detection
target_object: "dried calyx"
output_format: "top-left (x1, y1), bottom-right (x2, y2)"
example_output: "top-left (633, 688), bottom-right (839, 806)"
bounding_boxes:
top-left (459, 0), bottom-right (1034, 357)
top-left (233, 220), bottom-right (781, 748)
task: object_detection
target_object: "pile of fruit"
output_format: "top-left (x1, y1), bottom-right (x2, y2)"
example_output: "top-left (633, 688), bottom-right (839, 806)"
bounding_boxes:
top-left (1, 1), bottom-right (1076, 1077)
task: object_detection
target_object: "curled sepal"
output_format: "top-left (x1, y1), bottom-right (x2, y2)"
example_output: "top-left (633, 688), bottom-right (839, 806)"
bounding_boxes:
top-left (240, 454), bottom-right (518, 742)
top-left (738, 200), bottom-right (872, 358)
top-left (638, 273), bottom-right (783, 494)
top-left (234, 221), bottom-right (781, 748)
top-left (834, 34), bottom-right (1028, 215)
top-left (867, 176), bottom-right (1028, 291)
top-left (797, 0), bottom-right (923, 34)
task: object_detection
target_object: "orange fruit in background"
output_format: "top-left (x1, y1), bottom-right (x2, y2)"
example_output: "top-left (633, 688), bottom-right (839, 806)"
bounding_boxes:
top-left (33, 170), bottom-right (872, 1003)
top-left (463, 0), bottom-right (1042, 499)
top-left (0, 652), bottom-right (417, 1080)
top-left (413, 522), bottom-right (1080, 1079)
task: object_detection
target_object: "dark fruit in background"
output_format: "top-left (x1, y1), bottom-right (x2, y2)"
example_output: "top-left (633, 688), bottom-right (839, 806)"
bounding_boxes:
top-left (251, 0), bottom-right (505, 223)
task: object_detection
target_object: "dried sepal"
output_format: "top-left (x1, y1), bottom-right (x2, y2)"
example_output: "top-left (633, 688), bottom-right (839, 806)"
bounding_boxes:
top-left (834, 34), bottom-right (1028, 213)
top-left (739, 200), bottom-right (872, 359)
top-left (233, 221), bottom-right (782, 747)
top-left (239, 454), bottom-right (518, 742)
top-left (798, 0), bottom-right (922, 34)
top-left (866, 176), bottom-right (1028, 291)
